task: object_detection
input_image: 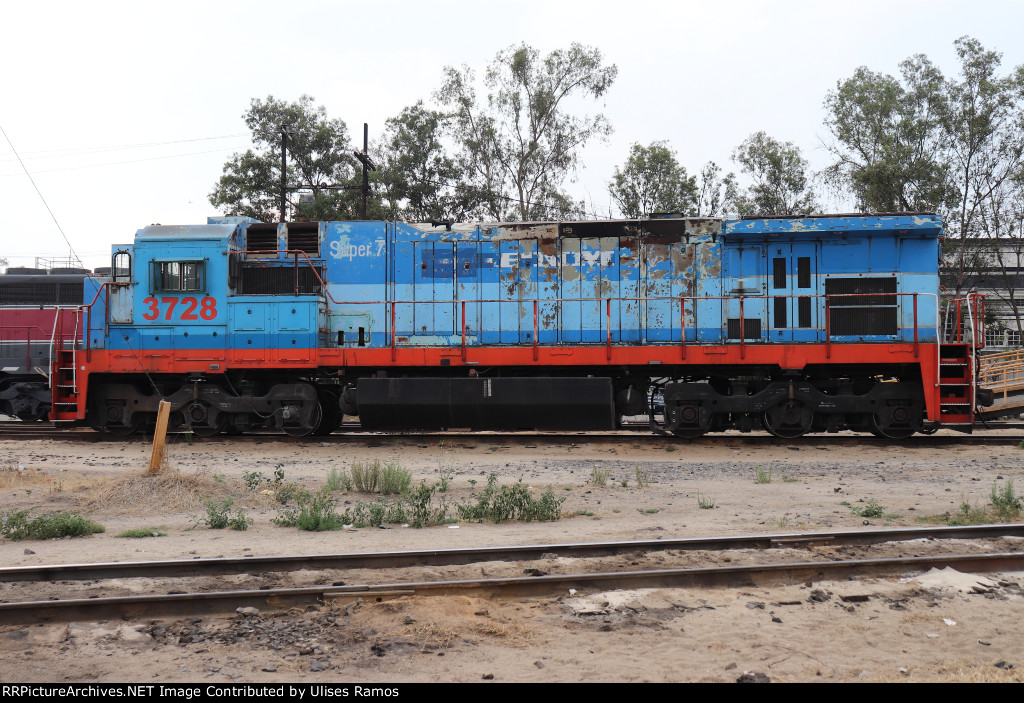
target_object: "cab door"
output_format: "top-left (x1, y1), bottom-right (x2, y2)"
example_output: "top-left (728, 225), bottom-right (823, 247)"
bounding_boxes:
top-left (769, 242), bottom-right (819, 343)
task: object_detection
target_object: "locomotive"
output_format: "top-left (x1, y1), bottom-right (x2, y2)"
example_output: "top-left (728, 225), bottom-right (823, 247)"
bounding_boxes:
top-left (0, 267), bottom-right (89, 421)
top-left (44, 213), bottom-right (985, 437)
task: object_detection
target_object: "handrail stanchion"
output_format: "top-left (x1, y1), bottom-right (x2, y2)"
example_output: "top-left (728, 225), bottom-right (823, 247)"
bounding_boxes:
top-left (533, 301), bottom-right (539, 362)
top-left (913, 293), bottom-right (919, 358)
top-left (461, 301), bottom-right (466, 361)
top-left (390, 302), bottom-right (396, 362)
top-left (825, 295), bottom-right (831, 359)
top-left (606, 298), bottom-right (612, 361)
top-left (739, 296), bottom-right (745, 359)
top-left (680, 297), bottom-right (686, 360)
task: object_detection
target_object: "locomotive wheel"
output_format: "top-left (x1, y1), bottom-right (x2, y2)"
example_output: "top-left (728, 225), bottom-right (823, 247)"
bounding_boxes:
top-left (314, 390), bottom-right (342, 436)
top-left (15, 408), bottom-right (48, 422)
top-left (283, 403), bottom-right (322, 437)
top-left (762, 401), bottom-right (813, 439)
top-left (869, 414), bottom-right (918, 439)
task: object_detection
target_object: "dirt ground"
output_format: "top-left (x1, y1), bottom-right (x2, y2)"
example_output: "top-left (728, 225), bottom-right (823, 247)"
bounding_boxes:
top-left (1, 431), bottom-right (1023, 683)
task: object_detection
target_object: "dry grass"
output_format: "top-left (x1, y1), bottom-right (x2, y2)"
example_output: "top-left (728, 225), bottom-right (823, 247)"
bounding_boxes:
top-left (875, 659), bottom-right (1024, 682)
top-left (408, 622), bottom-right (460, 649)
top-left (83, 466), bottom-right (235, 514)
top-left (474, 617), bottom-right (534, 645)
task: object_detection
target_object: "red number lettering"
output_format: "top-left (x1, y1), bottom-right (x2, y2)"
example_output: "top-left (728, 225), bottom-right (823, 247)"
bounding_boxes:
top-left (142, 297), bottom-right (159, 320)
top-left (180, 297), bottom-right (199, 320)
top-left (161, 297), bottom-right (178, 321)
top-left (199, 297), bottom-right (218, 320)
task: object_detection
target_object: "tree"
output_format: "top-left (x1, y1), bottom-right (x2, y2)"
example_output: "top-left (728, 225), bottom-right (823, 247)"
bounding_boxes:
top-left (376, 102), bottom-right (475, 222)
top-left (437, 43), bottom-right (617, 221)
top-left (823, 37), bottom-right (1024, 309)
top-left (608, 141), bottom-right (697, 218)
top-left (729, 132), bottom-right (817, 216)
top-left (694, 161), bottom-right (737, 217)
top-left (940, 37), bottom-right (1024, 298)
top-left (209, 96), bottom-right (364, 222)
top-left (975, 173), bottom-right (1024, 338)
top-left (823, 58), bottom-right (949, 212)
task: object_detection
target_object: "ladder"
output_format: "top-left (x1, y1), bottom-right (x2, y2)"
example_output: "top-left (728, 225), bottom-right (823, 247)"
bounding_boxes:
top-left (48, 307), bottom-right (82, 422)
top-left (939, 294), bottom-right (984, 430)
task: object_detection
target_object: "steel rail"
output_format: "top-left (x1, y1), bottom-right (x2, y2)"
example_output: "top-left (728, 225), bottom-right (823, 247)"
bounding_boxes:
top-left (2, 551), bottom-right (1021, 626)
top-left (3, 524), bottom-right (1023, 583)
top-left (2, 424), bottom-right (1023, 444)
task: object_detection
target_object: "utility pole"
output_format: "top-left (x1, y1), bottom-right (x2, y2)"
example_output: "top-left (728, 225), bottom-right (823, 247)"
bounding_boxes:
top-left (279, 124), bottom-right (289, 223)
top-left (288, 122), bottom-right (378, 219)
top-left (353, 123), bottom-right (377, 219)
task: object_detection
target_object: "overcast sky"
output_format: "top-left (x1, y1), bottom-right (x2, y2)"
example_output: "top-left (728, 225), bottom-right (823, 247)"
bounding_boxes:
top-left (2, 0), bottom-right (1022, 271)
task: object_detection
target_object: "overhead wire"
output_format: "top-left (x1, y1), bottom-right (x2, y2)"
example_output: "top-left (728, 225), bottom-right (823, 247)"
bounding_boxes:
top-left (0, 122), bottom-right (81, 266)
top-left (0, 145), bottom-right (248, 178)
top-left (0, 133), bottom-right (248, 164)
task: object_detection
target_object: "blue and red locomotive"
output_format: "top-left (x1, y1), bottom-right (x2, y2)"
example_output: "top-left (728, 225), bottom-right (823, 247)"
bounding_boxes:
top-left (43, 213), bottom-right (983, 437)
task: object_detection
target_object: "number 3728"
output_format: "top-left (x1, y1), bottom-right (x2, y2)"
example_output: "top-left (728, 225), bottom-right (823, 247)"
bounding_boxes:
top-left (142, 296), bottom-right (218, 321)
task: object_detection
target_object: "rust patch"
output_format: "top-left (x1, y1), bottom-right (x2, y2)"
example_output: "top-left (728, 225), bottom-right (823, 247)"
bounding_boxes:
top-left (670, 243), bottom-right (695, 273)
top-left (488, 224), bottom-right (558, 241)
top-left (685, 219), bottom-right (720, 237)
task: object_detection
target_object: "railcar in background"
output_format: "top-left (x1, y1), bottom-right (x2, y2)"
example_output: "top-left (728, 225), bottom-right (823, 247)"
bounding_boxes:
top-left (0, 268), bottom-right (89, 420)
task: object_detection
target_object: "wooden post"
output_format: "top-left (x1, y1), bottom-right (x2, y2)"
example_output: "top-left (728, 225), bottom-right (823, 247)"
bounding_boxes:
top-left (148, 400), bottom-right (171, 475)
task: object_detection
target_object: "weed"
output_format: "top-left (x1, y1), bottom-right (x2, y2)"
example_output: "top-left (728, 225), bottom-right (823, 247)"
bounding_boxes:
top-left (697, 491), bottom-right (716, 509)
top-left (212, 474), bottom-right (226, 484)
top-left (197, 498), bottom-right (233, 529)
top-left (1, 509), bottom-right (105, 541)
top-left (755, 465), bottom-right (773, 484)
top-left (589, 466), bottom-right (609, 486)
top-left (367, 501), bottom-right (387, 527)
top-left (406, 481), bottom-right (448, 528)
top-left (946, 501), bottom-right (992, 526)
top-left (242, 471), bottom-right (266, 491)
top-left (274, 483), bottom-right (308, 505)
top-left (380, 462), bottom-right (412, 495)
top-left (843, 498), bottom-right (885, 518)
top-left (468, 479), bottom-right (478, 488)
top-left (326, 467), bottom-right (352, 492)
top-left (991, 479), bottom-right (1022, 521)
top-left (612, 509), bottom-right (621, 513)
top-left (228, 510), bottom-right (253, 531)
top-left (634, 467), bottom-right (650, 488)
top-left (776, 515), bottom-right (790, 528)
top-left (665, 444), bottom-right (678, 453)
top-left (115, 527), bottom-right (168, 538)
top-left (274, 487), bottom-right (346, 531)
top-left (637, 508), bottom-right (660, 514)
top-left (457, 473), bottom-right (565, 523)
top-left (351, 459), bottom-right (382, 492)
top-left (273, 464), bottom-right (285, 486)
top-left (782, 476), bottom-right (799, 483)
top-left (576, 510), bottom-right (595, 517)
top-left (437, 469), bottom-right (453, 493)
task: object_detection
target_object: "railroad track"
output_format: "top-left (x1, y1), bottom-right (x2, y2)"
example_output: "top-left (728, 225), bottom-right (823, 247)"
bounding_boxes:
top-left (2, 420), bottom-right (1024, 444)
top-left (3, 524), bottom-right (1022, 625)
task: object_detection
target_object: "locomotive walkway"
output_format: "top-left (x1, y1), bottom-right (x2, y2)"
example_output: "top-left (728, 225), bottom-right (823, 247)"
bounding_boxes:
top-left (979, 349), bottom-right (1024, 419)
